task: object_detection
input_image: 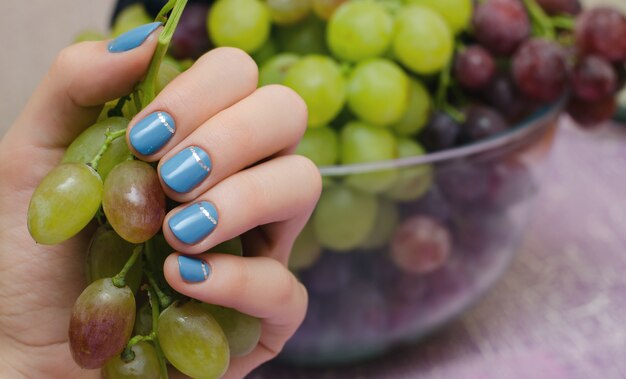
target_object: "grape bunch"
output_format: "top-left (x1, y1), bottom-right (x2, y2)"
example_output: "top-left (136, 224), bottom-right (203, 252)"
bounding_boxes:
top-left (30, 2), bottom-right (262, 378)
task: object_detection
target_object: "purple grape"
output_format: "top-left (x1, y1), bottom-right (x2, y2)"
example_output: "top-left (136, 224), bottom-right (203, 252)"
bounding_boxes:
top-left (170, 3), bottom-right (212, 60)
top-left (454, 46), bottom-right (496, 90)
top-left (459, 105), bottom-right (509, 144)
top-left (472, 0), bottom-right (530, 55)
top-left (482, 72), bottom-right (532, 123)
top-left (576, 7), bottom-right (626, 63)
top-left (536, 0), bottom-right (581, 15)
top-left (299, 252), bottom-right (356, 295)
top-left (485, 158), bottom-right (536, 208)
top-left (567, 95), bottom-right (617, 128)
top-left (401, 187), bottom-right (453, 224)
top-left (418, 111), bottom-right (462, 152)
top-left (512, 38), bottom-right (569, 102)
top-left (571, 55), bottom-right (617, 102)
top-left (390, 216), bottom-right (452, 274)
top-left (436, 161), bottom-right (491, 206)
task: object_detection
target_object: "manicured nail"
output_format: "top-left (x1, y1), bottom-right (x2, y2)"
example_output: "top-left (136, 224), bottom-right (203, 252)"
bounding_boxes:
top-left (108, 22), bottom-right (162, 53)
top-left (178, 255), bottom-right (210, 283)
top-left (169, 201), bottom-right (219, 244)
top-left (129, 111), bottom-right (176, 155)
top-left (161, 146), bottom-right (212, 193)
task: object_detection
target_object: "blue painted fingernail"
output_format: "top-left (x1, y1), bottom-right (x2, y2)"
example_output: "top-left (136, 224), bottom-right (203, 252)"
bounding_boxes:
top-left (169, 201), bottom-right (219, 244)
top-left (161, 146), bottom-right (212, 193)
top-left (129, 111), bottom-right (176, 155)
top-left (178, 255), bottom-right (210, 283)
top-left (108, 22), bottom-right (162, 53)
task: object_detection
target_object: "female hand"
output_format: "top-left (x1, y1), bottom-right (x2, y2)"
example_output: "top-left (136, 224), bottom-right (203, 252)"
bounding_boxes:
top-left (0, 24), bottom-right (320, 378)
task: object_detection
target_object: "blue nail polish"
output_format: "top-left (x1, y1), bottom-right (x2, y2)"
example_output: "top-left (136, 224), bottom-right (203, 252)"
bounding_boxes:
top-left (161, 146), bottom-right (212, 193)
top-left (108, 22), bottom-right (162, 53)
top-left (169, 201), bottom-right (219, 244)
top-left (178, 255), bottom-right (210, 283)
top-left (129, 111), bottom-right (176, 155)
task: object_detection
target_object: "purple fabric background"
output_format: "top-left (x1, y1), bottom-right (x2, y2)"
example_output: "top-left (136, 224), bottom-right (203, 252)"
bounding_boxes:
top-left (249, 118), bottom-right (626, 379)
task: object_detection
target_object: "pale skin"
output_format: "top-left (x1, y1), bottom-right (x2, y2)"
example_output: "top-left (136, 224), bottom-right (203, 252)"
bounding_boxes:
top-left (0, 29), bottom-right (320, 378)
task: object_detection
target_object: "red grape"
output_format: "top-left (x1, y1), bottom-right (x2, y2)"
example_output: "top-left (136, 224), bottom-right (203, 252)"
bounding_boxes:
top-left (482, 72), bottom-right (531, 122)
top-left (567, 96), bottom-right (617, 128)
top-left (512, 38), bottom-right (569, 102)
top-left (418, 111), bottom-right (461, 152)
top-left (536, 0), bottom-right (581, 15)
top-left (576, 8), bottom-right (626, 63)
top-left (472, 0), bottom-right (530, 55)
top-left (170, 3), bottom-right (212, 60)
top-left (571, 55), bottom-right (617, 102)
top-left (459, 105), bottom-right (509, 144)
top-left (390, 216), bottom-right (452, 274)
top-left (454, 45), bottom-right (496, 91)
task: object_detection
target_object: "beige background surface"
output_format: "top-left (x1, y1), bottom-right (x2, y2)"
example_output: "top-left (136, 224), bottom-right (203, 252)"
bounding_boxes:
top-left (0, 0), bottom-right (624, 137)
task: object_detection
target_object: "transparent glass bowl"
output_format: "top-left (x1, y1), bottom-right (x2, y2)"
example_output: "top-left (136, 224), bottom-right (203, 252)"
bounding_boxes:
top-left (281, 102), bottom-right (564, 366)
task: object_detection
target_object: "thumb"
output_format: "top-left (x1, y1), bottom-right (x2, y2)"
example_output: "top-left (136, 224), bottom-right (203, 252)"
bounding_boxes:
top-left (2, 22), bottom-right (162, 158)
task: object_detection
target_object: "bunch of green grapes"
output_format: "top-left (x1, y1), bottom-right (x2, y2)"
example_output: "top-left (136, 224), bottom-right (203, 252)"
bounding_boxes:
top-left (29, 2), bottom-right (261, 378)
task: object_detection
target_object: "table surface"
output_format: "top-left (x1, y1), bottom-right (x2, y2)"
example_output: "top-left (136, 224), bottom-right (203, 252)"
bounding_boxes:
top-left (250, 119), bottom-right (626, 379)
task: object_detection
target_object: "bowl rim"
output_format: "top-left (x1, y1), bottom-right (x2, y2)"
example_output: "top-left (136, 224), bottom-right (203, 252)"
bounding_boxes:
top-left (319, 99), bottom-right (566, 177)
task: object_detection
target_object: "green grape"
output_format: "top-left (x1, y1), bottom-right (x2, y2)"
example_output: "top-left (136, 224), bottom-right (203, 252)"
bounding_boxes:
top-left (74, 29), bottom-right (107, 43)
top-left (340, 121), bottom-right (398, 193)
top-left (69, 279), bottom-right (136, 369)
top-left (312, 0), bottom-right (347, 19)
top-left (259, 53), bottom-right (301, 87)
top-left (251, 38), bottom-right (279, 66)
top-left (208, 0), bottom-right (271, 53)
top-left (28, 163), bottom-right (103, 245)
top-left (289, 221), bottom-right (322, 271)
top-left (275, 15), bottom-right (328, 55)
top-left (133, 302), bottom-right (153, 337)
top-left (111, 4), bottom-right (152, 38)
top-left (158, 301), bottom-right (229, 379)
top-left (284, 55), bottom-right (346, 127)
top-left (313, 185), bottom-right (379, 251)
top-left (327, 2), bottom-right (393, 62)
top-left (393, 5), bottom-right (453, 75)
top-left (102, 341), bottom-right (160, 379)
top-left (347, 58), bottom-right (410, 126)
top-left (207, 237), bottom-right (244, 256)
top-left (62, 117), bottom-right (132, 181)
top-left (267, 0), bottom-right (312, 25)
top-left (103, 161), bottom-right (166, 244)
top-left (295, 125), bottom-right (338, 166)
top-left (392, 78), bottom-right (431, 136)
top-left (385, 138), bottom-right (433, 201)
top-left (157, 59), bottom-right (182, 94)
top-left (360, 197), bottom-right (399, 250)
top-left (86, 226), bottom-right (143, 293)
top-left (200, 304), bottom-right (262, 357)
top-left (405, 0), bottom-right (472, 34)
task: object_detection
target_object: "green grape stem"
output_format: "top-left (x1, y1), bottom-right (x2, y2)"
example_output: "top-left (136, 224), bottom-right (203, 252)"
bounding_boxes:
top-left (144, 269), bottom-right (173, 309)
top-left (523, 0), bottom-right (556, 40)
top-left (148, 287), bottom-right (169, 379)
top-left (121, 334), bottom-right (155, 362)
top-left (136, 0), bottom-right (188, 109)
top-left (112, 244), bottom-right (143, 288)
top-left (88, 128), bottom-right (127, 171)
top-left (107, 95), bottom-right (131, 118)
top-left (551, 16), bottom-right (575, 31)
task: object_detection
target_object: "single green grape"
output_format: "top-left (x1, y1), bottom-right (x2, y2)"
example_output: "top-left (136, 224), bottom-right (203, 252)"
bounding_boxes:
top-left (28, 163), bottom-right (103, 245)
top-left (157, 59), bottom-right (182, 94)
top-left (312, 0), bottom-right (347, 20)
top-left (284, 55), bottom-right (347, 127)
top-left (200, 304), bottom-right (262, 357)
top-left (313, 185), bottom-right (379, 251)
top-left (360, 197), bottom-right (399, 250)
top-left (86, 226), bottom-right (143, 293)
top-left (275, 15), bottom-right (328, 55)
top-left (259, 53), bottom-right (301, 87)
top-left (208, 0), bottom-right (271, 53)
top-left (295, 125), bottom-right (339, 166)
top-left (327, 2), bottom-right (393, 62)
top-left (158, 301), bottom-right (230, 379)
top-left (385, 138), bottom-right (433, 201)
top-left (289, 221), bottom-right (322, 271)
top-left (62, 117), bottom-right (131, 181)
top-left (340, 121), bottom-right (398, 193)
top-left (393, 5), bottom-right (453, 74)
top-left (347, 58), bottom-right (410, 126)
top-left (405, 0), bottom-right (473, 34)
top-left (267, 0), bottom-right (312, 25)
top-left (133, 301), bottom-right (153, 337)
top-left (102, 341), bottom-right (160, 379)
top-left (111, 4), bottom-right (152, 38)
top-left (392, 78), bottom-right (431, 136)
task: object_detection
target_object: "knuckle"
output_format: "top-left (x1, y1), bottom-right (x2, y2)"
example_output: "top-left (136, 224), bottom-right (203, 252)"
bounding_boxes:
top-left (290, 155), bottom-right (322, 199)
top-left (51, 45), bottom-right (81, 80)
top-left (270, 265), bottom-right (299, 306)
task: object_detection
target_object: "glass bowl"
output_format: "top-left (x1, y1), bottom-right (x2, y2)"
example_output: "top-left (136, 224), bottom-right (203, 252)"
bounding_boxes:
top-left (281, 101), bottom-right (564, 366)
